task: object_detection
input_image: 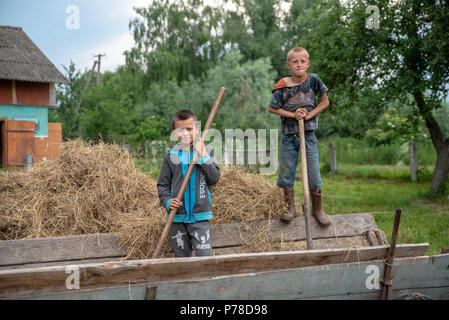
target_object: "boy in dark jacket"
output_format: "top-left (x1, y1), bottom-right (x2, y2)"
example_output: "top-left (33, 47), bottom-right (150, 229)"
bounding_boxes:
top-left (157, 109), bottom-right (220, 257)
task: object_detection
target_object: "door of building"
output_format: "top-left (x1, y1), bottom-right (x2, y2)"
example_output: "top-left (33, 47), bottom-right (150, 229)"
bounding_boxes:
top-left (5, 120), bottom-right (35, 168)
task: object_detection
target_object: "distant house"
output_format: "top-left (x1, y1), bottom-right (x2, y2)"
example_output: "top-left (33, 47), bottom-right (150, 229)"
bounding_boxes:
top-left (0, 26), bottom-right (68, 168)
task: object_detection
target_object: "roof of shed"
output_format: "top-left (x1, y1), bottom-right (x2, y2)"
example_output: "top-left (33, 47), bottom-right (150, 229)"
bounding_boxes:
top-left (0, 26), bottom-right (69, 85)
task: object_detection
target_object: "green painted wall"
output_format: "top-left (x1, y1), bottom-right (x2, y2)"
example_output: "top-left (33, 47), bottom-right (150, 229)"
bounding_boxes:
top-left (0, 104), bottom-right (48, 137)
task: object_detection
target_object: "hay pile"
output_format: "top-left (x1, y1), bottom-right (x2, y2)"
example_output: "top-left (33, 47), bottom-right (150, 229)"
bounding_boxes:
top-left (0, 139), bottom-right (167, 258)
top-left (0, 139), bottom-right (288, 258)
top-left (212, 166), bottom-right (286, 224)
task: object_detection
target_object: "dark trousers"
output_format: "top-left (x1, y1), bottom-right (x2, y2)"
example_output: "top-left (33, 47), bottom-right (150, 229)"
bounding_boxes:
top-left (168, 220), bottom-right (212, 257)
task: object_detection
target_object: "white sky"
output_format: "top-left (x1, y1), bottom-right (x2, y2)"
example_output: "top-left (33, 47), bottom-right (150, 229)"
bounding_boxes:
top-left (0, 0), bottom-right (292, 73)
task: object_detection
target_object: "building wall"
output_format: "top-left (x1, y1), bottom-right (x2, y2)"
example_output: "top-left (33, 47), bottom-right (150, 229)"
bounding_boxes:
top-left (0, 80), bottom-right (51, 106)
top-left (16, 81), bottom-right (50, 106)
top-left (0, 80), bottom-right (12, 103)
top-left (0, 104), bottom-right (48, 137)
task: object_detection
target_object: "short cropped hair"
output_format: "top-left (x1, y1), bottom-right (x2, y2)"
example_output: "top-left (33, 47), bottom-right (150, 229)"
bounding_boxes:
top-left (172, 109), bottom-right (198, 130)
top-left (286, 47), bottom-right (310, 62)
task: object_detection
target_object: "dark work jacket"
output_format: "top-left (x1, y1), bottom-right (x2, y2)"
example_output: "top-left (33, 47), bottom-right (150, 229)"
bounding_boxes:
top-left (157, 144), bottom-right (220, 223)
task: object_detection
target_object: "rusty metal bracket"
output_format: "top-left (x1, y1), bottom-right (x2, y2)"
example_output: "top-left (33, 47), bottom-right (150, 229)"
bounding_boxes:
top-left (145, 281), bottom-right (157, 300)
top-left (380, 208), bottom-right (402, 300)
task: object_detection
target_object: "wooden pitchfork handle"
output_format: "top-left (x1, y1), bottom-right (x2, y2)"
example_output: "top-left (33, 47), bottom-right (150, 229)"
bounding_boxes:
top-left (298, 118), bottom-right (313, 250)
top-left (151, 87), bottom-right (226, 259)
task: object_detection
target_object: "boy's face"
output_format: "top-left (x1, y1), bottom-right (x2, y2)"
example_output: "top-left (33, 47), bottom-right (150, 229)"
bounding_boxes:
top-left (286, 51), bottom-right (310, 78)
top-left (173, 117), bottom-right (199, 147)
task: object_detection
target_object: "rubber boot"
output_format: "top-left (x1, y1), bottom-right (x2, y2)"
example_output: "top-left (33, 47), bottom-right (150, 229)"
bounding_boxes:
top-left (310, 189), bottom-right (331, 227)
top-left (280, 187), bottom-right (296, 223)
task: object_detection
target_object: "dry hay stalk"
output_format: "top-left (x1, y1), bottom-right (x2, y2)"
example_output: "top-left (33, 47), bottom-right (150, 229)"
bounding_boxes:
top-left (0, 139), bottom-right (290, 259)
top-left (212, 166), bottom-right (286, 224)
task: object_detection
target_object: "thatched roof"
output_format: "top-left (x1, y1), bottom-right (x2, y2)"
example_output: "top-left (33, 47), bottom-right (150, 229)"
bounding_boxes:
top-left (0, 26), bottom-right (69, 85)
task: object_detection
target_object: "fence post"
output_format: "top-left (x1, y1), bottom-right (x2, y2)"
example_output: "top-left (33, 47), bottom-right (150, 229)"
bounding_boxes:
top-left (329, 141), bottom-right (337, 175)
top-left (120, 134), bottom-right (130, 153)
top-left (144, 141), bottom-right (150, 169)
top-left (409, 141), bottom-right (418, 182)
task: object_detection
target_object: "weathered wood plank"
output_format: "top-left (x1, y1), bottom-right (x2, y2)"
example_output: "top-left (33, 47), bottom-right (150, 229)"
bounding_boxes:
top-left (213, 235), bottom-right (369, 255)
top-left (24, 283), bottom-right (449, 300)
top-left (0, 213), bottom-right (381, 267)
top-left (0, 243), bottom-right (429, 299)
top-left (0, 257), bottom-right (125, 271)
top-left (211, 213), bottom-right (380, 248)
top-left (0, 233), bottom-right (127, 267)
top-left (136, 254), bottom-right (449, 300)
top-left (1, 236), bottom-right (369, 270)
top-left (19, 253), bottom-right (449, 300)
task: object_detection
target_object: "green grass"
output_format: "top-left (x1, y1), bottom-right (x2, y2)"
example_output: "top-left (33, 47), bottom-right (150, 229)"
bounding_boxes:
top-left (134, 136), bottom-right (448, 256)
top-left (318, 136), bottom-right (437, 166)
top-left (134, 158), bottom-right (161, 180)
top-left (265, 164), bottom-right (448, 256)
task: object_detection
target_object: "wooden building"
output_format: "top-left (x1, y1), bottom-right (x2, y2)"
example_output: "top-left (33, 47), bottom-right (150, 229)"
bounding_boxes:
top-left (0, 26), bottom-right (68, 168)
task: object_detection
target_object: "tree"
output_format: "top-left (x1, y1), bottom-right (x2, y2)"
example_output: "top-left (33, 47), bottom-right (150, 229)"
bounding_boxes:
top-left (295, 0), bottom-right (449, 195)
top-left (383, 0), bottom-right (449, 195)
top-left (52, 62), bottom-right (145, 143)
top-left (126, 0), bottom-right (225, 85)
top-left (222, 0), bottom-right (288, 77)
top-left (49, 61), bottom-right (84, 139)
top-left (141, 50), bottom-right (277, 135)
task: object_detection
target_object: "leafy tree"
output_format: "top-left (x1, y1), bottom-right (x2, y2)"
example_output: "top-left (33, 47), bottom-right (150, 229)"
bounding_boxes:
top-left (79, 66), bottom-right (143, 142)
top-left (222, 0), bottom-right (288, 77)
top-left (295, 0), bottom-right (449, 195)
top-left (52, 63), bottom-right (145, 143)
top-left (126, 0), bottom-right (225, 85)
top-left (128, 115), bottom-right (166, 142)
top-left (141, 50), bottom-right (277, 136)
top-left (49, 61), bottom-right (86, 139)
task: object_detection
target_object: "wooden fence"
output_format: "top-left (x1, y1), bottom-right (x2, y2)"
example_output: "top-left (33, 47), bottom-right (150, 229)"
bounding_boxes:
top-left (141, 140), bottom-right (421, 181)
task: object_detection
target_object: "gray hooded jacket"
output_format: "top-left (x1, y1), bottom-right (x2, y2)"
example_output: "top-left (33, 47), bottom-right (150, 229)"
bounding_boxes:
top-left (157, 144), bottom-right (220, 223)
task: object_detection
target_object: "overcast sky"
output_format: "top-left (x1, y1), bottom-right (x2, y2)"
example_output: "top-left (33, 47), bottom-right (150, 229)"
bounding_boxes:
top-left (0, 0), bottom-right (152, 74)
top-left (0, 0), bottom-right (292, 76)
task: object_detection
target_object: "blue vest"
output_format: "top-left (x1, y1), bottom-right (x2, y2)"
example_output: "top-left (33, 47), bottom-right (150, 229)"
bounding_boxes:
top-left (166, 149), bottom-right (212, 223)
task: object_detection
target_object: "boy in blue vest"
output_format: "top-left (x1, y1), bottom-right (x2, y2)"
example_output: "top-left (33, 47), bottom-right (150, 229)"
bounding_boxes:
top-left (268, 47), bottom-right (331, 227)
top-left (157, 109), bottom-right (220, 257)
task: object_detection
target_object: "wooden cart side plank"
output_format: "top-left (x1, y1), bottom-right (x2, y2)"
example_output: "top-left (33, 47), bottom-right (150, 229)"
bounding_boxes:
top-left (0, 213), bottom-right (380, 266)
top-left (22, 286), bottom-right (449, 301)
top-left (132, 254), bottom-right (449, 300)
top-left (0, 233), bottom-right (126, 267)
top-left (7, 235), bottom-right (372, 269)
top-left (25, 284), bottom-right (149, 300)
top-left (0, 244), bottom-right (429, 299)
top-left (213, 235), bottom-right (370, 255)
top-left (0, 257), bottom-right (126, 271)
top-left (211, 213), bottom-right (380, 248)
top-left (17, 254), bottom-right (449, 300)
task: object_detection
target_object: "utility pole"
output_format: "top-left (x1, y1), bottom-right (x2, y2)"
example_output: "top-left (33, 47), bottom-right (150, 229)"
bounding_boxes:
top-left (70, 53), bottom-right (105, 136)
top-left (71, 59), bottom-right (97, 135)
top-left (94, 54), bottom-right (106, 85)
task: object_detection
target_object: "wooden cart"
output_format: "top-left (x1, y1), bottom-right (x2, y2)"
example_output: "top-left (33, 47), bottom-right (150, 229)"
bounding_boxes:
top-left (0, 213), bottom-right (447, 300)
